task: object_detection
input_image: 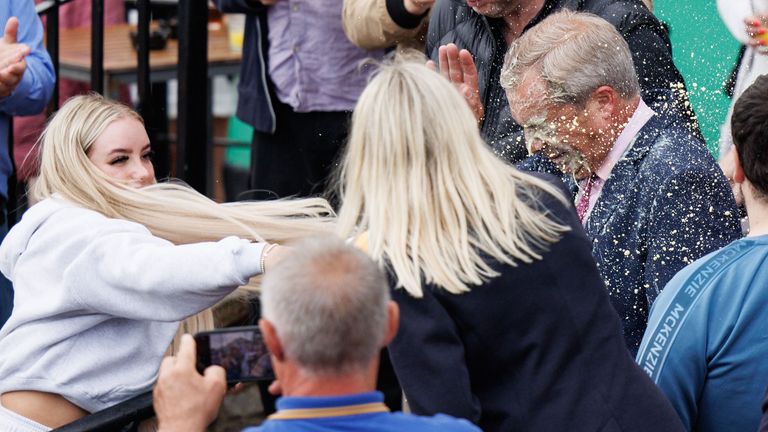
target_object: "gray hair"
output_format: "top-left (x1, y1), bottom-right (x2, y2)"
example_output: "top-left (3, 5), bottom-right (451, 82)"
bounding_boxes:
top-left (260, 236), bottom-right (390, 376)
top-left (500, 10), bottom-right (640, 107)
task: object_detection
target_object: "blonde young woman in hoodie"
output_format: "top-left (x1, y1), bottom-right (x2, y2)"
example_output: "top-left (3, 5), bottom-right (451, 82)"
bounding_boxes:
top-left (0, 94), bottom-right (333, 431)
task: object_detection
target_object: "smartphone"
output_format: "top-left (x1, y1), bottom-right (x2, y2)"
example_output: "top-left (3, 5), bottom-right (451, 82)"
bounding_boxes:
top-left (194, 326), bottom-right (275, 383)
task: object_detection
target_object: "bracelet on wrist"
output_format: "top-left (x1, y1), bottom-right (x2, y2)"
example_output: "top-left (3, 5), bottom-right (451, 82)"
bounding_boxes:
top-left (260, 243), bottom-right (279, 273)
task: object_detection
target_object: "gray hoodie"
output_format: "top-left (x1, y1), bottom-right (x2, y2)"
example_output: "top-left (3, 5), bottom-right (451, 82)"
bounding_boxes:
top-left (0, 197), bottom-right (264, 413)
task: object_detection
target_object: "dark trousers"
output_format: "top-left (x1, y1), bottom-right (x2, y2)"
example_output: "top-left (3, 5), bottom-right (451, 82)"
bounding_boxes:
top-left (250, 98), bottom-right (350, 199)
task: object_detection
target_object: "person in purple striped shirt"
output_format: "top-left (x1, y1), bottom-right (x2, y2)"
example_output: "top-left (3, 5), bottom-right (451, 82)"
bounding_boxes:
top-left (214, 0), bottom-right (385, 199)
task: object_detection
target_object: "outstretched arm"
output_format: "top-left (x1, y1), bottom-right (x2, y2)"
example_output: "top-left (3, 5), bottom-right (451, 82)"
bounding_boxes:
top-left (40, 207), bottom-right (268, 321)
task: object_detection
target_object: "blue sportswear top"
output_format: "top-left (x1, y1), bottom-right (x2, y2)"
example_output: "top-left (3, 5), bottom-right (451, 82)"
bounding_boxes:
top-left (0, 1), bottom-right (55, 199)
top-left (241, 391), bottom-right (481, 432)
top-left (637, 235), bottom-right (768, 432)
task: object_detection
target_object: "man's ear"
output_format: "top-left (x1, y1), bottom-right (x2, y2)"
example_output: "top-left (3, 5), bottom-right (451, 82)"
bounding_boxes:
top-left (259, 319), bottom-right (285, 362)
top-left (382, 301), bottom-right (400, 347)
top-left (733, 145), bottom-right (746, 183)
top-left (590, 85), bottom-right (618, 120)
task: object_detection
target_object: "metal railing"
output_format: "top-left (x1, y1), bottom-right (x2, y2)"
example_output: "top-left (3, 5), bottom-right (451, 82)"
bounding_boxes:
top-left (51, 391), bottom-right (155, 432)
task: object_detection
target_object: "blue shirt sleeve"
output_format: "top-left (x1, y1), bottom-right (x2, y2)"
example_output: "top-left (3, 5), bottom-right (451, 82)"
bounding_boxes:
top-left (0, 0), bottom-right (55, 116)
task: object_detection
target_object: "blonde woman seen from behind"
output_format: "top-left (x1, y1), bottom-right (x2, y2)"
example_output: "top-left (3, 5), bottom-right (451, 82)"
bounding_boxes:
top-left (0, 94), bottom-right (333, 431)
top-left (336, 55), bottom-right (684, 432)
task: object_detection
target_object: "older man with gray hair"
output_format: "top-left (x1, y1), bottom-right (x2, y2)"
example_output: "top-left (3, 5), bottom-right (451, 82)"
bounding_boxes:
top-left (153, 236), bottom-right (480, 432)
top-left (511, 11), bottom-right (741, 353)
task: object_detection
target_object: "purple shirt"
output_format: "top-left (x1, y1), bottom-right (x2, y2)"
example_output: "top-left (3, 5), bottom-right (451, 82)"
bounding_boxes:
top-left (267, 0), bottom-right (384, 113)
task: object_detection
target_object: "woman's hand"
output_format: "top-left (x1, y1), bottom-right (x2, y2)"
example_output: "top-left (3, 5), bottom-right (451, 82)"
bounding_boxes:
top-left (263, 244), bottom-right (292, 273)
top-left (745, 16), bottom-right (768, 53)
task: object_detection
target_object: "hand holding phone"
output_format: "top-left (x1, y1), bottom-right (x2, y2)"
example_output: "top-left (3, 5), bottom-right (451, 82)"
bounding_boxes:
top-left (154, 334), bottom-right (227, 431)
top-left (195, 326), bottom-right (275, 383)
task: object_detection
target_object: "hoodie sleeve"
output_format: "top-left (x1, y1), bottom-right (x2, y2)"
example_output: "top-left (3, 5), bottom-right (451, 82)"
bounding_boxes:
top-left (22, 205), bottom-right (266, 322)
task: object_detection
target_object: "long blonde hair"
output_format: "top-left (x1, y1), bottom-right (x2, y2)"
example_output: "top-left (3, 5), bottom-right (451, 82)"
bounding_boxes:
top-left (336, 55), bottom-right (570, 298)
top-left (32, 94), bottom-right (335, 351)
top-left (33, 94), bottom-right (333, 245)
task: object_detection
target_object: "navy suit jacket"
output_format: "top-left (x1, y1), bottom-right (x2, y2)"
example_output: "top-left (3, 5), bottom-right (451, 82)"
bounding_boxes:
top-left (520, 112), bottom-right (741, 353)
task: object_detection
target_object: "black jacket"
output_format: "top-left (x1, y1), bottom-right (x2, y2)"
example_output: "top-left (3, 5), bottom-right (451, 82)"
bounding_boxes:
top-left (215, 0), bottom-right (276, 134)
top-left (426, 0), bottom-right (696, 162)
top-left (388, 173), bottom-right (685, 432)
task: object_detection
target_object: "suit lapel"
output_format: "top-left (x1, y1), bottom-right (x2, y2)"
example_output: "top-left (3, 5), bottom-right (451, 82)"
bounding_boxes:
top-left (583, 114), bottom-right (666, 237)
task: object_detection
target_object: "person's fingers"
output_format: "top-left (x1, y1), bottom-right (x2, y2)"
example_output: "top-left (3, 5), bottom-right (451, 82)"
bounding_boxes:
top-left (426, 60), bottom-right (436, 72)
top-left (228, 382), bottom-right (245, 395)
top-left (203, 365), bottom-right (226, 388)
top-left (268, 379), bottom-right (283, 395)
top-left (0, 46), bottom-right (28, 71)
top-left (4, 58), bottom-right (25, 76)
top-left (203, 366), bottom-right (228, 410)
top-left (160, 356), bottom-right (176, 376)
top-left (0, 62), bottom-right (24, 94)
top-left (746, 17), bottom-right (761, 28)
top-left (748, 26), bottom-right (767, 38)
top-left (437, 45), bottom-right (451, 81)
top-left (3, 17), bottom-right (18, 45)
top-left (458, 49), bottom-right (479, 89)
top-left (175, 334), bottom-right (197, 368)
top-left (445, 44), bottom-right (464, 84)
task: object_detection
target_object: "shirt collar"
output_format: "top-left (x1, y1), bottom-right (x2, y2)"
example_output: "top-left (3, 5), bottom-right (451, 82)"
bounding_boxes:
top-left (276, 391), bottom-right (384, 411)
top-left (594, 99), bottom-right (655, 181)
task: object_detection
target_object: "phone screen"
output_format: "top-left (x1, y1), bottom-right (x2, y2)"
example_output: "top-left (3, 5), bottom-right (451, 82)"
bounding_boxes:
top-left (195, 326), bottom-right (275, 383)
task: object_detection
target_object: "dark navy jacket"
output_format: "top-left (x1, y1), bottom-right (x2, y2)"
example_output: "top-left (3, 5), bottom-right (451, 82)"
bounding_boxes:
top-left (427, 0), bottom-right (697, 162)
top-left (388, 173), bottom-right (685, 432)
top-left (214, 0), bottom-right (276, 134)
top-left (519, 112), bottom-right (742, 352)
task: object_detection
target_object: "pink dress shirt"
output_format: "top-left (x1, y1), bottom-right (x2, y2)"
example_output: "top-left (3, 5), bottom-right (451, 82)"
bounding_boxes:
top-left (576, 99), bottom-right (656, 223)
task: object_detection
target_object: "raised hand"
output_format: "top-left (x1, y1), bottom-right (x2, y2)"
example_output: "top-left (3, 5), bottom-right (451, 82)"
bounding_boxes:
top-left (428, 43), bottom-right (485, 124)
top-left (0, 17), bottom-right (30, 98)
top-left (745, 15), bottom-right (768, 53)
